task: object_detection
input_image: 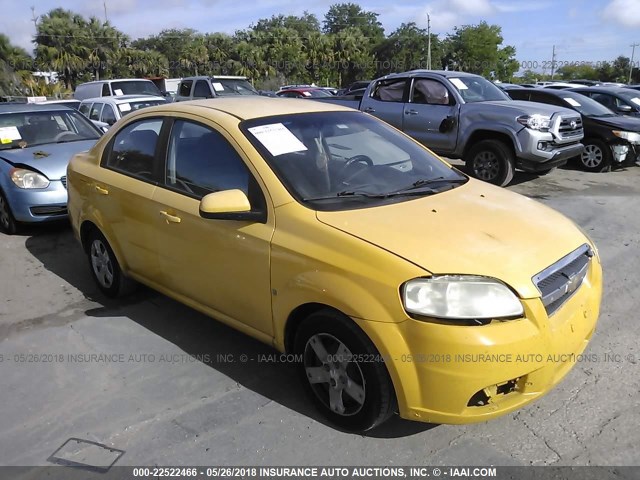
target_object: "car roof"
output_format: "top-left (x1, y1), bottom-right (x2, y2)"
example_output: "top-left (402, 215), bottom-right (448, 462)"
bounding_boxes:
top-left (0, 103), bottom-right (77, 114)
top-left (570, 87), bottom-right (632, 95)
top-left (513, 88), bottom-right (586, 99)
top-left (182, 76), bottom-right (249, 81)
top-left (137, 97), bottom-right (353, 121)
top-left (80, 95), bottom-right (166, 104)
top-left (279, 87), bottom-right (325, 92)
top-left (381, 70), bottom-right (480, 80)
top-left (78, 78), bottom-right (154, 86)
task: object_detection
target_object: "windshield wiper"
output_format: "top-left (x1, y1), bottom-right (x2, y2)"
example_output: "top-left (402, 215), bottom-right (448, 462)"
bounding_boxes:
top-left (385, 177), bottom-right (467, 196)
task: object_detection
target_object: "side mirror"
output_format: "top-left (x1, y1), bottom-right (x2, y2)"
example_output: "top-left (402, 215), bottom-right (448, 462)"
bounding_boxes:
top-left (617, 105), bottom-right (633, 113)
top-left (199, 189), bottom-right (265, 222)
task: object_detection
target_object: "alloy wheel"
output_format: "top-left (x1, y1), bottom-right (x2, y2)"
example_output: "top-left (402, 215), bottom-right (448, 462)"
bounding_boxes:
top-left (90, 239), bottom-right (114, 288)
top-left (581, 144), bottom-right (604, 168)
top-left (473, 151), bottom-right (500, 181)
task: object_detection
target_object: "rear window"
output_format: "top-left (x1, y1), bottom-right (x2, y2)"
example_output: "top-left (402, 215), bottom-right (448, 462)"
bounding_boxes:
top-left (209, 78), bottom-right (258, 96)
top-left (179, 80), bottom-right (193, 97)
top-left (110, 80), bottom-right (162, 96)
top-left (117, 99), bottom-right (167, 117)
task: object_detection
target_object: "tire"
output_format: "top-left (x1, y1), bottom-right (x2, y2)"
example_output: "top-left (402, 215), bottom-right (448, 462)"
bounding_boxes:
top-left (86, 229), bottom-right (136, 298)
top-left (465, 140), bottom-right (515, 186)
top-left (294, 309), bottom-right (396, 432)
top-left (0, 190), bottom-right (18, 235)
top-left (579, 139), bottom-right (612, 172)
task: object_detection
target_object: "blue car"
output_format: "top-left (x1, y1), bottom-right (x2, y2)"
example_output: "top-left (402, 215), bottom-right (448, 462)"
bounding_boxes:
top-left (0, 104), bottom-right (102, 234)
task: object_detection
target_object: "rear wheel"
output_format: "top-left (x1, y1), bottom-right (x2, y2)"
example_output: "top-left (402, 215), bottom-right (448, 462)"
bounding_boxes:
top-left (0, 190), bottom-right (18, 235)
top-left (87, 229), bottom-right (136, 298)
top-left (465, 140), bottom-right (515, 186)
top-left (579, 140), bottom-right (612, 172)
top-left (294, 309), bottom-right (396, 432)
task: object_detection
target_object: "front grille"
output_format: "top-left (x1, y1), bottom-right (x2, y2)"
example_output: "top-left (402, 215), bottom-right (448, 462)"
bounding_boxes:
top-left (557, 116), bottom-right (583, 140)
top-left (30, 205), bottom-right (68, 216)
top-left (61, 176), bottom-right (67, 189)
top-left (533, 244), bottom-right (592, 316)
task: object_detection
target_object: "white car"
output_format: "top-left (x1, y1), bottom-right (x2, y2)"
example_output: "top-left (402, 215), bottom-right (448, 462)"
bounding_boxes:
top-left (78, 95), bottom-right (167, 130)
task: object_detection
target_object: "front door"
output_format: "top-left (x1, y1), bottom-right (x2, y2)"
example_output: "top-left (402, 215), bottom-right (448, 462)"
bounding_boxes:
top-left (151, 118), bottom-right (275, 336)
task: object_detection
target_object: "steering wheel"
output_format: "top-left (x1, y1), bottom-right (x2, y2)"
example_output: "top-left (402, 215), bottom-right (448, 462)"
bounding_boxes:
top-left (54, 131), bottom-right (79, 142)
top-left (339, 155), bottom-right (374, 184)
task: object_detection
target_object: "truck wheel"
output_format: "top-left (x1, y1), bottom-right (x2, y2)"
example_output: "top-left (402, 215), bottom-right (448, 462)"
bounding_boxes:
top-left (465, 140), bottom-right (515, 186)
top-left (294, 309), bottom-right (396, 432)
top-left (579, 140), bottom-right (612, 172)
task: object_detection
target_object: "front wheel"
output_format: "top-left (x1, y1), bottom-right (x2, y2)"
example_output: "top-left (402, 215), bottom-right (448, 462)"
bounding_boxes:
top-left (579, 139), bottom-right (612, 172)
top-left (87, 229), bottom-right (136, 298)
top-left (294, 309), bottom-right (396, 432)
top-left (0, 190), bottom-right (18, 235)
top-left (465, 140), bottom-right (515, 186)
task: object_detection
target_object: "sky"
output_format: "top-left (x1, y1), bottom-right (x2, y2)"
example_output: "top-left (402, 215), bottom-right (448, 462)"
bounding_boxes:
top-left (1, 0), bottom-right (639, 74)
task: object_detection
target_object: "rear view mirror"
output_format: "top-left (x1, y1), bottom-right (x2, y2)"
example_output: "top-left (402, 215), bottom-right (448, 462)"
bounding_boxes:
top-left (199, 189), bottom-right (251, 220)
top-left (618, 105), bottom-right (633, 113)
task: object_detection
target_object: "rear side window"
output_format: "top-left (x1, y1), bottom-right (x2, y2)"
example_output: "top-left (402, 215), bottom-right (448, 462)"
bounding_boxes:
top-left (193, 80), bottom-right (211, 98)
top-left (179, 81), bottom-right (193, 97)
top-left (79, 103), bottom-right (91, 117)
top-left (105, 119), bottom-right (163, 181)
top-left (89, 103), bottom-right (103, 121)
top-left (372, 79), bottom-right (407, 102)
top-left (101, 104), bottom-right (117, 125)
top-left (165, 120), bottom-right (249, 198)
top-left (101, 83), bottom-right (111, 96)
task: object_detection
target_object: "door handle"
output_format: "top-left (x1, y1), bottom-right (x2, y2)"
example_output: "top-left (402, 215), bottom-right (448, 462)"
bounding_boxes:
top-left (363, 107), bottom-right (376, 113)
top-left (405, 109), bottom-right (418, 115)
top-left (159, 211), bottom-right (181, 224)
top-left (94, 185), bottom-right (109, 195)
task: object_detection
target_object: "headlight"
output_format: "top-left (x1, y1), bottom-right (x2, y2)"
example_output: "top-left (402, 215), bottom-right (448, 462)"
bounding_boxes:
top-left (517, 114), bottom-right (551, 131)
top-left (403, 275), bottom-right (524, 320)
top-left (612, 130), bottom-right (640, 144)
top-left (10, 168), bottom-right (50, 189)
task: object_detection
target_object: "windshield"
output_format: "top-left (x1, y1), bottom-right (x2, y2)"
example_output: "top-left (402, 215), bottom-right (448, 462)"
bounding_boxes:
top-left (242, 112), bottom-right (466, 211)
top-left (305, 90), bottom-right (333, 97)
top-left (617, 90), bottom-right (640, 108)
top-left (118, 99), bottom-right (167, 116)
top-left (449, 76), bottom-right (510, 103)
top-left (110, 80), bottom-right (162, 96)
top-left (561, 94), bottom-right (616, 117)
top-left (0, 110), bottom-right (101, 150)
top-left (211, 78), bottom-right (258, 96)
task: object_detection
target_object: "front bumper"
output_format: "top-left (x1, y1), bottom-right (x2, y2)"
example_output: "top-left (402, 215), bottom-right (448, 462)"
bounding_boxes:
top-left (4, 179), bottom-right (68, 223)
top-left (355, 254), bottom-right (602, 424)
top-left (516, 127), bottom-right (585, 170)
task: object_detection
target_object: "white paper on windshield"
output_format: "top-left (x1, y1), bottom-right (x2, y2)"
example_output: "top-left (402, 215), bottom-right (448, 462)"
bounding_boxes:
top-left (119, 103), bottom-right (132, 112)
top-left (248, 123), bottom-right (308, 157)
top-left (0, 126), bottom-right (21, 143)
top-left (631, 97), bottom-right (640, 106)
top-left (114, 89), bottom-right (124, 96)
top-left (336, 124), bottom-right (349, 129)
top-left (302, 91), bottom-right (311, 97)
top-left (450, 78), bottom-right (468, 90)
top-left (564, 98), bottom-right (581, 107)
top-left (212, 82), bottom-right (224, 92)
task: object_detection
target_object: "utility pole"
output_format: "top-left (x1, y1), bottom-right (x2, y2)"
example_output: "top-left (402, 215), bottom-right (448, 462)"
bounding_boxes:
top-left (630, 43), bottom-right (639, 84)
top-left (550, 45), bottom-right (557, 80)
top-left (103, 1), bottom-right (108, 23)
top-left (426, 13), bottom-right (431, 70)
top-left (30, 6), bottom-right (38, 30)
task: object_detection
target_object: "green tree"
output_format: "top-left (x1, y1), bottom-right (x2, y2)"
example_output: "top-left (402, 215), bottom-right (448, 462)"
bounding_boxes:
top-left (331, 27), bottom-right (374, 86)
top-left (323, 3), bottom-right (384, 47)
top-left (375, 23), bottom-right (442, 76)
top-left (0, 34), bottom-right (32, 96)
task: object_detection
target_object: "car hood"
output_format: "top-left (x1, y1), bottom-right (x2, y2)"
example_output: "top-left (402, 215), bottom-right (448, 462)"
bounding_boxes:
top-left (467, 100), bottom-right (576, 117)
top-left (316, 180), bottom-right (588, 299)
top-left (589, 114), bottom-right (640, 132)
top-left (0, 140), bottom-right (97, 180)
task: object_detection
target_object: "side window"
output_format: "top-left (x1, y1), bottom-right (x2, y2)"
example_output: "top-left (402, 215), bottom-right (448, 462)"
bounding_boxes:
top-left (166, 120), bottom-right (250, 198)
top-left (179, 80), bottom-right (193, 97)
top-left (371, 79), bottom-right (407, 102)
top-left (193, 80), bottom-right (212, 98)
top-left (89, 103), bottom-right (103, 121)
top-left (411, 79), bottom-right (453, 105)
top-left (105, 119), bottom-right (163, 181)
top-left (530, 93), bottom-right (560, 106)
top-left (79, 102), bottom-right (91, 117)
top-left (101, 104), bottom-right (117, 125)
top-left (591, 93), bottom-right (617, 110)
top-left (101, 83), bottom-right (111, 96)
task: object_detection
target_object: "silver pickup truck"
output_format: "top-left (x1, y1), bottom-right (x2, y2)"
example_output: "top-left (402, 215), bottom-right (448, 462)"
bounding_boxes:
top-left (318, 70), bottom-right (584, 186)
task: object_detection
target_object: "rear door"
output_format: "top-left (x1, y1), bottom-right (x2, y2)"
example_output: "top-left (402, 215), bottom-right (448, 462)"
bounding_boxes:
top-left (363, 78), bottom-right (409, 129)
top-left (403, 77), bottom-right (459, 152)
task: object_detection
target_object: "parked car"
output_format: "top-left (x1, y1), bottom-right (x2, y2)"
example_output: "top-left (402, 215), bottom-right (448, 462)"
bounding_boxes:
top-left (494, 82), bottom-right (524, 91)
top-left (276, 87), bottom-right (333, 98)
top-left (541, 82), bottom-right (584, 89)
top-left (336, 81), bottom-right (371, 96)
top-left (570, 79), bottom-right (601, 86)
top-left (74, 79), bottom-right (163, 100)
top-left (625, 85), bottom-right (640, 91)
top-left (67, 97), bottom-right (602, 432)
top-left (34, 99), bottom-right (81, 110)
top-left (317, 70), bottom-right (584, 186)
top-left (174, 76), bottom-right (259, 101)
top-left (507, 88), bottom-right (640, 171)
top-left (0, 104), bottom-right (102, 234)
top-left (570, 87), bottom-right (640, 117)
top-left (79, 95), bottom-right (168, 130)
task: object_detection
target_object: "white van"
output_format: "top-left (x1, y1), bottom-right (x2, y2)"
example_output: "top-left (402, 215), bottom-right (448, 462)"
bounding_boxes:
top-left (74, 79), bottom-right (164, 101)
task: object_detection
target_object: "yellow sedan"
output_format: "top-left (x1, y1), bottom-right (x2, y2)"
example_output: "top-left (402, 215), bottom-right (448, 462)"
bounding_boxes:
top-left (67, 98), bottom-right (602, 432)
